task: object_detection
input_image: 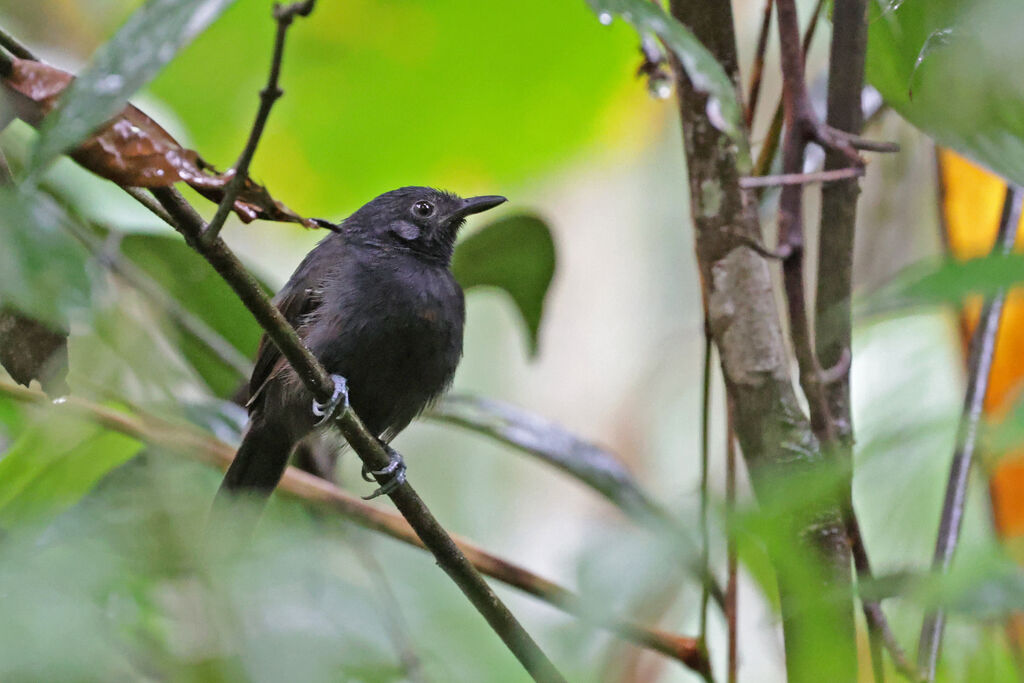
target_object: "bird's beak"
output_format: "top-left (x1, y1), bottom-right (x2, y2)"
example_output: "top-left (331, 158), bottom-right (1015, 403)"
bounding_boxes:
top-left (451, 195), bottom-right (507, 221)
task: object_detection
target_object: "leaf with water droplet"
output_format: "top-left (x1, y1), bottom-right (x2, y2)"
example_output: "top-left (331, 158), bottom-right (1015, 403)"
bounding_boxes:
top-left (908, 27), bottom-right (955, 100)
top-left (29, 0), bottom-right (236, 177)
top-left (586, 0), bottom-right (742, 143)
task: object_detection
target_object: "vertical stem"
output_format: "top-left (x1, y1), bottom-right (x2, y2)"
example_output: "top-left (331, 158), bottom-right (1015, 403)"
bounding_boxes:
top-left (698, 331), bottom-right (713, 643)
top-left (725, 411), bottom-right (739, 683)
top-left (917, 185), bottom-right (1024, 681)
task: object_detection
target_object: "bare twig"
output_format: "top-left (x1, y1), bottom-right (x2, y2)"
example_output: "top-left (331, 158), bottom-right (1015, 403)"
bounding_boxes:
top-left (698, 332), bottom-right (713, 644)
top-left (200, 0), bottom-right (313, 245)
top-left (739, 166), bottom-right (863, 189)
top-left (725, 411), bottom-right (738, 683)
top-left (745, 0), bottom-right (774, 129)
top-left (751, 0), bottom-right (826, 180)
top-left (917, 184), bottom-right (1024, 681)
top-left (0, 378), bottom-right (710, 675)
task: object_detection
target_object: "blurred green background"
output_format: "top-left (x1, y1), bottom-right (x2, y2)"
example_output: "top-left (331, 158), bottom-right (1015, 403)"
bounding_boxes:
top-left (0, 0), bottom-right (1022, 681)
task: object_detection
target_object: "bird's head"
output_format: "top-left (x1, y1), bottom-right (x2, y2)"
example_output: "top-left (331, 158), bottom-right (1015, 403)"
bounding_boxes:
top-left (341, 186), bottom-right (506, 264)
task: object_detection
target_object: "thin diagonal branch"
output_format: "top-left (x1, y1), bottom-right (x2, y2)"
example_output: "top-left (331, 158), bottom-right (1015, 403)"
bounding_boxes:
top-left (745, 0), bottom-right (774, 129)
top-left (200, 0), bottom-right (313, 245)
top-left (917, 184), bottom-right (1024, 681)
top-left (0, 378), bottom-right (711, 675)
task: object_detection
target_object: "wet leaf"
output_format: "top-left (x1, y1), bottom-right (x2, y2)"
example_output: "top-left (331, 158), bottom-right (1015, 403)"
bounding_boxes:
top-left (867, 0), bottom-right (1024, 186)
top-left (451, 214), bottom-right (555, 356)
top-left (29, 0), bottom-right (236, 174)
top-left (2, 58), bottom-right (310, 226)
top-left (585, 0), bottom-right (742, 143)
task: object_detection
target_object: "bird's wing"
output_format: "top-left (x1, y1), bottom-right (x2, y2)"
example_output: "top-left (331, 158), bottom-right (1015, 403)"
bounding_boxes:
top-left (248, 234), bottom-right (346, 408)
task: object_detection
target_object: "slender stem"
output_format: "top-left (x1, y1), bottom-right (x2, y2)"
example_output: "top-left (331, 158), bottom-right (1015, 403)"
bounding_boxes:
top-left (917, 185), bottom-right (1024, 681)
top-left (0, 377), bottom-right (710, 675)
top-left (745, 0), bottom-right (774, 129)
top-left (698, 331), bottom-right (713, 643)
top-left (200, 1), bottom-right (312, 245)
top-left (725, 411), bottom-right (738, 683)
top-left (740, 166), bottom-right (863, 189)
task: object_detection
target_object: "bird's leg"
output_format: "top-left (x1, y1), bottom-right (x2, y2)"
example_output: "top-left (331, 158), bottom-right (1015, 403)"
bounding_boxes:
top-left (362, 444), bottom-right (407, 500)
top-left (312, 374), bottom-right (349, 426)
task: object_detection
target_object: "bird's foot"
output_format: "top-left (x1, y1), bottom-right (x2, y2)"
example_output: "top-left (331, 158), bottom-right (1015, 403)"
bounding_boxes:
top-left (312, 374), bottom-right (349, 426)
top-left (361, 445), bottom-right (407, 500)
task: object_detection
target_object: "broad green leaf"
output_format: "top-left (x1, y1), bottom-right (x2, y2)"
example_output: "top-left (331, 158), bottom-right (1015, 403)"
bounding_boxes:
top-left (862, 253), bottom-right (1024, 315)
top-left (118, 233), bottom-right (265, 397)
top-left (867, 0), bottom-right (1024, 186)
top-left (31, 0), bottom-right (236, 175)
top-left (452, 214), bottom-right (555, 356)
top-left (585, 0), bottom-right (743, 143)
top-left (0, 412), bottom-right (141, 525)
top-left (147, 0), bottom-right (636, 214)
top-left (0, 187), bottom-right (92, 327)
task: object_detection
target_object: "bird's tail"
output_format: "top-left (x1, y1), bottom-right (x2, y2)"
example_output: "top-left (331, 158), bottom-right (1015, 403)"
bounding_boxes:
top-left (206, 419), bottom-right (296, 552)
top-left (219, 417), bottom-right (296, 495)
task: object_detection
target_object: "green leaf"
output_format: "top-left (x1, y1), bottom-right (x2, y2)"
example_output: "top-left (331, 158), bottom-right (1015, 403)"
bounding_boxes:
top-left (0, 412), bottom-right (141, 525)
top-left (867, 0), bottom-right (1024, 185)
top-left (118, 233), bottom-right (265, 397)
top-left (0, 187), bottom-right (92, 327)
top-left (452, 214), bottom-right (555, 356)
top-left (30, 0), bottom-right (236, 175)
top-left (585, 0), bottom-right (743, 143)
top-left (862, 253), bottom-right (1024, 315)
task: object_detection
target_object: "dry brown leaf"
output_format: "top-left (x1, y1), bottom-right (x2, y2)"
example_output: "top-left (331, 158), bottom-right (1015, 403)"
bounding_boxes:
top-left (1, 58), bottom-right (312, 227)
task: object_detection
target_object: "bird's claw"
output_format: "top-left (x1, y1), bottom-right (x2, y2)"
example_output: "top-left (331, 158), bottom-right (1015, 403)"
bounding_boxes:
top-left (312, 374), bottom-right (349, 426)
top-left (362, 446), bottom-right (407, 500)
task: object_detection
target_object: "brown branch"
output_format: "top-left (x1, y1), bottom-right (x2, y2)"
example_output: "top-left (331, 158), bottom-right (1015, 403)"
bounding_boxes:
top-left (200, 0), bottom-right (313, 245)
top-left (739, 166), bottom-right (863, 189)
top-left (745, 0), bottom-right (773, 129)
top-left (725, 409), bottom-right (739, 683)
top-left (917, 184), bottom-right (1024, 681)
top-left (0, 378), bottom-right (710, 675)
top-left (815, 2), bottom-right (917, 679)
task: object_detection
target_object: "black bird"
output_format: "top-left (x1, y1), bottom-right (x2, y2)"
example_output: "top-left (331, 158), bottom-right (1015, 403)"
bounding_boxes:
top-left (219, 186), bottom-right (506, 499)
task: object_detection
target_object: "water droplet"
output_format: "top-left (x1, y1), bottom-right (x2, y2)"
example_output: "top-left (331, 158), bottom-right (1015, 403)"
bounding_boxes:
top-left (598, 12), bottom-right (613, 25)
top-left (646, 75), bottom-right (673, 100)
top-left (95, 74), bottom-right (124, 94)
top-left (52, 396), bottom-right (67, 405)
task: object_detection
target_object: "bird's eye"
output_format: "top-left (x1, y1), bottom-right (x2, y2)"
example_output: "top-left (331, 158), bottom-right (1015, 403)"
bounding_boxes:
top-left (412, 200), bottom-right (434, 217)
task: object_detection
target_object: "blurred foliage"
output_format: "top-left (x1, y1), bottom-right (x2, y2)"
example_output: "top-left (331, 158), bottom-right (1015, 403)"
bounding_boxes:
top-left (867, 0), bottom-right (1024, 186)
top-left (145, 0), bottom-right (639, 214)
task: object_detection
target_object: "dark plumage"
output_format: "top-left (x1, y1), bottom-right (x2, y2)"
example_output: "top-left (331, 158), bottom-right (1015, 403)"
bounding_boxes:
top-left (219, 186), bottom-right (506, 496)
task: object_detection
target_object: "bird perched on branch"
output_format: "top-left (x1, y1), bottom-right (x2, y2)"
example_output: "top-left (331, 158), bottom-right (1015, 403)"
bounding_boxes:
top-left (218, 186), bottom-right (506, 500)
